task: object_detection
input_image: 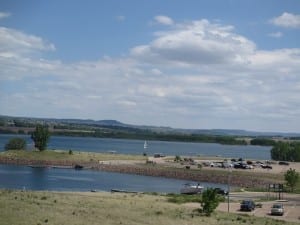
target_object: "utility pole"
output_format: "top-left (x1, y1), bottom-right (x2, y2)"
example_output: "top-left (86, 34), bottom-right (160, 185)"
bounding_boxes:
top-left (227, 164), bottom-right (232, 213)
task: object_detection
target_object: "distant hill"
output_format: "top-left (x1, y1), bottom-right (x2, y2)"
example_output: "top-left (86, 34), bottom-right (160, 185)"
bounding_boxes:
top-left (0, 115), bottom-right (299, 138)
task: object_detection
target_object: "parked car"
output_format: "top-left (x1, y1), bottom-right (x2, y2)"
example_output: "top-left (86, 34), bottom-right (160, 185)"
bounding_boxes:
top-left (240, 200), bottom-right (255, 211)
top-left (271, 203), bottom-right (284, 216)
top-left (261, 164), bottom-right (272, 169)
top-left (234, 162), bottom-right (245, 169)
top-left (234, 162), bottom-right (250, 169)
top-left (279, 161), bottom-right (289, 166)
top-left (213, 188), bottom-right (228, 195)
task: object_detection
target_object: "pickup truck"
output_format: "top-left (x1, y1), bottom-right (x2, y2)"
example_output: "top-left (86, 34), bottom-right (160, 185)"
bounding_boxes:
top-left (240, 200), bottom-right (255, 211)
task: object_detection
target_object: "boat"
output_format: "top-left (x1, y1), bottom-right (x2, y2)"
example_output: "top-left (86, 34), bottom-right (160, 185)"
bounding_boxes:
top-left (180, 183), bottom-right (204, 194)
top-left (111, 189), bottom-right (141, 194)
top-left (144, 141), bottom-right (148, 149)
top-left (154, 153), bottom-right (165, 158)
top-left (28, 165), bottom-right (49, 169)
top-left (74, 164), bottom-right (84, 170)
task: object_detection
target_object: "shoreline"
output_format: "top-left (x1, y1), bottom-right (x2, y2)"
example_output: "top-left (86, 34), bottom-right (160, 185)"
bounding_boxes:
top-left (0, 155), bottom-right (276, 188)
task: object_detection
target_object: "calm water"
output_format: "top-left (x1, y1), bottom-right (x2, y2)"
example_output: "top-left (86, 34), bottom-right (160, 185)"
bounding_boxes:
top-left (0, 134), bottom-right (270, 192)
top-left (0, 134), bottom-right (271, 159)
top-left (0, 164), bottom-right (226, 193)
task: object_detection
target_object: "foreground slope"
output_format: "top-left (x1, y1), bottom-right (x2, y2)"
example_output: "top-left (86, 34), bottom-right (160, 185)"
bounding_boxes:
top-left (0, 190), bottom-right (299, 225)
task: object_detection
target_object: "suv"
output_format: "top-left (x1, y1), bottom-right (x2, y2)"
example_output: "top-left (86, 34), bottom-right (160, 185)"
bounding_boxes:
top-left (240, 200), bottom-right (255, 211)
top-left (271, 203), bottom-right (284, 216)
top-left (214, 188), bottom-right (228, 195)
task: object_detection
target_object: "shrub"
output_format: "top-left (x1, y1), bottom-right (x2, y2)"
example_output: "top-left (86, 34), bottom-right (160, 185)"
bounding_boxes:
top-left (5, 138), bottom-right (26, 150)
top-left (201, 188), bottom-right (220, 216)
top-left (284, 168), bottom-right (299, 192)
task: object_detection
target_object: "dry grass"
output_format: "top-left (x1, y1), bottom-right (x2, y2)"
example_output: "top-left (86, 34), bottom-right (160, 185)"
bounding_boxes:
top-left (0, 149), bottom-right (146, 162)
top-left (0, 190), bottom-right (299, 225)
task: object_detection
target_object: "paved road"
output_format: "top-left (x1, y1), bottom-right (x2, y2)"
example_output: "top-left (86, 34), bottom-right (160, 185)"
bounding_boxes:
top-left (229, 191), bottom-right (300, 204)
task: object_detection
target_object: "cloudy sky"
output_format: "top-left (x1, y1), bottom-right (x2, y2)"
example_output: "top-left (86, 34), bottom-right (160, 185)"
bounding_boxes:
top-left (0, 0), bottom-right (300, 132)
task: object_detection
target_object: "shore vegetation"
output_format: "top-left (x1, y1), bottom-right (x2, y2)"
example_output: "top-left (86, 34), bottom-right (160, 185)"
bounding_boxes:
top-left (4, 138), bottom-right (26, 151)
top-left (0, 190), bottom-right (299, 225)
top-left (0, 149), bottom-right (146, 162)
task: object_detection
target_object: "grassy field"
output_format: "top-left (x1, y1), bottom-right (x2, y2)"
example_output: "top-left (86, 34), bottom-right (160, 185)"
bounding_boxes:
top-left (0, 149), bottom-right (146, 162)
top-left (0, 190), bottom-right (298, 225)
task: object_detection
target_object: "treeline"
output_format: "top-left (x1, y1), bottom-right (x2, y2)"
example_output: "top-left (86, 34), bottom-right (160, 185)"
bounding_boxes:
top-left (52, 129), bottom-right (247, 145)
top-left (250, 138), bottom-right (276, 146)
top-left (271, 142), bottom-right (300, 162)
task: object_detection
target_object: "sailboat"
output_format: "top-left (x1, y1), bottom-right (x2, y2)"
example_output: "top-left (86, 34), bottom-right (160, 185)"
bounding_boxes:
top-left (143, 141), bottom-right (148, 156)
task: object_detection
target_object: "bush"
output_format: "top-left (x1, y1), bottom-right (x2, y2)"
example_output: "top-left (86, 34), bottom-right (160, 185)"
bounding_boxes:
top-left (167, 193), bottom-right (201, 204)
top-left (284, 168), bottom-right (299, 192)
top-left (201, 188), bottom-right (220, 216)
top-left (5, 138), bottom-right (26, 150)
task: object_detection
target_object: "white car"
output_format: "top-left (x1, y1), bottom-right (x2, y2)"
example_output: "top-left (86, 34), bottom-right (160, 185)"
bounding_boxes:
top-left (271, 203), bottom-right (284, 216)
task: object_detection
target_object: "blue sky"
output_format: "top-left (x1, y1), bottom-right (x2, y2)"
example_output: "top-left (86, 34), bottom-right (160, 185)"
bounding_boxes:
top-left (0, 0), bottom-right (300, 132)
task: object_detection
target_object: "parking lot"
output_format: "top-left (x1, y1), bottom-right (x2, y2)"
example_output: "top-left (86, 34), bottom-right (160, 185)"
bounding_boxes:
top-left (217, 194), bottom-right (300, 223)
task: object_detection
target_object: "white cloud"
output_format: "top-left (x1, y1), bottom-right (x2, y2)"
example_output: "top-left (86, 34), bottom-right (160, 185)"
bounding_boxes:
top-left (270, 12), bottom-right (300, 28)
top-left (0, 26), bottom-right (58, 81)
top-left (154, 15), bottom-right (174, 25)
top-left (0, 12), bottom-right (11, 19)
top-left (131, 19), bottom-right (256, 66)
top-left (268, 31), bottom-right (283, 38)
top-left (1, 19), bottom-right (300, 132)
top-left (0, 27), bottom-right (55, 56)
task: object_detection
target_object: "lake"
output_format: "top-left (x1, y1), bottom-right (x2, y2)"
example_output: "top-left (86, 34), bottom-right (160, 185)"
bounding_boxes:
top-left (0, 164), bottom-right (227, 193)
top-left (0, 134), bottom-right (270, 192)
top-left (0, 134), bottom-right (271, 159)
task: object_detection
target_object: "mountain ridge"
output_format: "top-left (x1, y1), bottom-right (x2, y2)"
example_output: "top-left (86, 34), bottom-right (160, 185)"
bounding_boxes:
top-left (0, 115), bottom-right (299, 137)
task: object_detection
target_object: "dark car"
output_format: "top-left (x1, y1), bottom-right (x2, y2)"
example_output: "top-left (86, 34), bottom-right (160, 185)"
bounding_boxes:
top-left (240, 200), bottom-right (255, 211)
top-left (279, 161), bottom-right (289, 166)
top-left (234, 162), bottom-right (248, 169)
top-left (261, 164), bottom-right (272, 169)
top-left (214, 188), bottom-right (228, 195)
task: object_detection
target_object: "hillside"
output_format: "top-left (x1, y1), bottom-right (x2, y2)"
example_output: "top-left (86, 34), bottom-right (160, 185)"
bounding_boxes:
top-left (0, 116), bottom-right (299, 144)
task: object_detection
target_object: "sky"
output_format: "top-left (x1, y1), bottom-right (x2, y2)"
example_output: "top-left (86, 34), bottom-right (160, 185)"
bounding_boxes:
top-left (0, 0), bottom-right (300, 132)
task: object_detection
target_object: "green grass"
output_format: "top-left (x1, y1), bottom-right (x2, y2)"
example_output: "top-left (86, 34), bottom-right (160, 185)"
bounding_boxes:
top-left (166, 193), bottom-right (202, 204)
top-left (0, 190), bottom-right (298, 225)
top-left (0, 149), bottom-right (146, 162)
top-left (166, 193), bottom-right (225, 204)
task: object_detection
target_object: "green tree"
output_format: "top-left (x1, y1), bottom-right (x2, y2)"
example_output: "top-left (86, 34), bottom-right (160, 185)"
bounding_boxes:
top-left (31, 125), bottom-right (50, 151)
top-left (250, 138), bottom-right (276, 146)
top-left (271, 142), bottom-right (300, 162)
top-left (284, 168), bottom-right (299, 192)
top-left (200, 188), bottom-right (220, 216)
top-left (174, 155), bottom-right (182, 162)
top-left (5, 138), bottom-right (26, 150)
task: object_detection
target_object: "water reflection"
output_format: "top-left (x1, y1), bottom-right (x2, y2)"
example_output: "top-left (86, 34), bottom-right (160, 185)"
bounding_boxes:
top-left (0, 164), bottom-right (227, 193)
top-left (30, 167), bottom-right (49, 190)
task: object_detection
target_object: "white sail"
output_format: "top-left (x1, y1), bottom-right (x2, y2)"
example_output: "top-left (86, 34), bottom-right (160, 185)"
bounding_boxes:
top-left (144, 141), bottom-right (147, 149)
